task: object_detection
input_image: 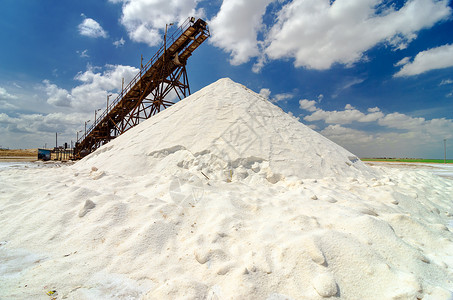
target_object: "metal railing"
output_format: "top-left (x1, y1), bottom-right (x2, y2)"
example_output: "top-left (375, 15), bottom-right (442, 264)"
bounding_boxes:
top-left (77, 17), bottom-right (196, 144)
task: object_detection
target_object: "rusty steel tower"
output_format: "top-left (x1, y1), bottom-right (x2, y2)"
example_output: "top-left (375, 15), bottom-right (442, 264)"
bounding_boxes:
top-left (74, 17), bottom-right (210, 158)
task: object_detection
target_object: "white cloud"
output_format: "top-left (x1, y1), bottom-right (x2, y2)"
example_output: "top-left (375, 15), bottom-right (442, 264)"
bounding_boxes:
top-left (0, 112), bottom-right (14, 123)
top-left (378, 112), bottom-right (425, 130)
top-left (207, 0), bottom-right (451, 70)
top-left (440, 79), bottom-right (453, 85)
top-left (209, 0), bottom-right (273, 65)
top-left (299, 99), bottom-right (318, 112)
top-left (332, 78), bottom-right (365, 98)
top-left (0, 101), bottom-right (17, 110)
top-left (264, 0), bottom-right (451, 70)
top-left (259, 88), bottom-right (271, 99)
top-left (19, 113), bottom-right (82, 132)
top-left (319, 124), bottom-right (405, 158)
top-left (43, 64), bottom-right (139, 111)
top-left (113, 37), bottom-right (126, 47)
top-left (300, 103), bottom-right (453, 158)
top-left (304, 106), bottom-right (384, 124)
top-left (359, 111), bottom-right (386, 123)
top-left (0, 111), bottom-right (90, 148)
top-left (110, 0), bottom-right (451, 70)
top-left (395, 44), bottom-right (453, 77)
top-left (394, 56), bottom-right (410, 67)
top-left (273, 92), bottom-right (293, 103)
top-left (307, 124), bottom-right (318, 130)
top-left (0, 87), bottom-right (17, 100)
top-left (302, 102), bottom-right (452, 138)
top-left (0, 60), bottom-right (187, 148)
top-left (259, 87), bottom-right (293, 103)
top-left (1, 64), bottom-right (143, 148)
top-left (78, 17), bottom-right (108, 38)
top-left (77, 49), bottom-right (89, 58)
top-left (43, 80), bottom-right (72, 107)
top-left (367, 107), bottom-right (380, 113)
top-left (112, 0), bottom-right (204, 47)
top-left (71, 64), bottom-right (139, 111)
top-left (0, 85), bottom-right (52, 116)
top-left (287, 111), bottom-right (300, 121)
top-left (319, 116), bottom-right (453, 158)
top-left (321, 124), bottom-right (374, 146)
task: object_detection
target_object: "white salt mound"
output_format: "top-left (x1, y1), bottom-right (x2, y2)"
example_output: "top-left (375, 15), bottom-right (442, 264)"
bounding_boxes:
top-left (1, 78), bottom-right (453, 299)
top-left (75, 78), bottom-right (375, 181)
top-left (78, 199), bottom-right (96, 217)
top-left (312, 273), bottom-right (338, 297)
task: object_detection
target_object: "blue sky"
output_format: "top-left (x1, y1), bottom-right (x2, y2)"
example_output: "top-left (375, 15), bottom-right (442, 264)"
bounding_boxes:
top-left (0, 0), bottom-right (452, 158)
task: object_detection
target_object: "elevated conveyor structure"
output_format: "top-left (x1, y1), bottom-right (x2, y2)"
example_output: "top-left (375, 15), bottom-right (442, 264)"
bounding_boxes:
top-left (74, 18), bottom-right (209, 158)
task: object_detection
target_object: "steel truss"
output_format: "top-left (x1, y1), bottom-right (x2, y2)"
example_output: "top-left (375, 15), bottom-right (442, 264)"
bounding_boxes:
top-left (74, 18), bottom-right (209, 158)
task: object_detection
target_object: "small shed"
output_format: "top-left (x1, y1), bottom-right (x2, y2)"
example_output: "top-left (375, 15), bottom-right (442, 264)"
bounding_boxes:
top-left (38, 148), bottom-right (51, 161)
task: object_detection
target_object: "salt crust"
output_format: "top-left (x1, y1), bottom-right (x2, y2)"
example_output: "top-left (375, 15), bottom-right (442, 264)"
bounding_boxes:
top-left (1, 78), bottom-right (452, 299)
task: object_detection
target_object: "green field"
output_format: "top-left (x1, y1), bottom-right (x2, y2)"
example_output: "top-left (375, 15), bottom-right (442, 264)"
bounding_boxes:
top-left (361, 158), bottom-right (453, 164)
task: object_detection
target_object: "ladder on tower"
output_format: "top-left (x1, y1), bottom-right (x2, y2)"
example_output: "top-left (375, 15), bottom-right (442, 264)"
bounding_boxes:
top-left (74, 17), bottom-right (210, 158)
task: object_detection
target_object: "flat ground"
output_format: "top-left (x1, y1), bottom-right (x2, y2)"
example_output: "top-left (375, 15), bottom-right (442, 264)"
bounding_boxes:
top-left (0, 149), bottom-right (37, 161)
top-left (361, 158), bottom-right (453, 164)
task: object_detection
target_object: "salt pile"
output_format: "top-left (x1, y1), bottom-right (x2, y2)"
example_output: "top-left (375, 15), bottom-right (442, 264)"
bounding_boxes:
top-left (76, 78), bottom-right (373, 182)
top-left (1, 78), bottom-right (453, 299)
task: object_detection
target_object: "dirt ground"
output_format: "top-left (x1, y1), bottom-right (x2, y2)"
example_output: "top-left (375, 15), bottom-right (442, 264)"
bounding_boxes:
top-left (0, 149), bottom-right (38, 161)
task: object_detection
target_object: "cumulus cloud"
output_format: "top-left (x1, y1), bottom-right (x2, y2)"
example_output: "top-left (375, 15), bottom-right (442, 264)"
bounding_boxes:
top-left (304, 105), bottom-right (384, 124)
top-left (78, 16), bottom-right (108, 38)
top-left (299, 99), bottom-right (318, 112)
top-left (71, 64), bottom-right (139, 111)
top-left (1, 61), bottom-right (184, 148)
top-left (394, 44), bottom-right (453, 77)
top-left (266, 0), bottom-right (451, 70)
top-left (43, 64), bottom-right (139, 111)
top-left (320, 116), bottom-right (453, 158)
top-left (300, 102), bottom-right (452, 158)
top-left (321, 124), bottom-right (374, 146)
top-left (43, 80), bottom-right (73, 107)
top-left (109, 0), bottom-right (451, 70)
top-left (1, 64), bottom-right (140, 148)
top-left (318, 124), bottom-right (396, 157)
top-left (0, 100), bottom-right (17, 110)
top-left (207, 0), bottom-right (451, 70)
top-left (0, 61), bottom-right (181, 148)
top-left (378, 112), bottom-right (426, 130)
top-left (368, 107), bottom-right (380, 113)
top-left (0, 87), bottom-right (17, 100)
top-left (113, 37), bottom-right (126, 47)
top-left (111, 0), bottom-right (204, 47)
top-left (209, 0), bottom-right (273, 65)
top-left (16, 113), bottom-right (81, 133)
top-left (301, 100), bottom-right (451, 137)
top-left (259, 88), bottom-right (271, 99)
top-left (0, 111), bottom-right (90, 148)
top-left (275, 93), bottom-right (293, 102)
top-left (0, 101), bottom-right (17, 110)
top-left (0, 112), bottom-right (14, 124)
top-left (259, 87), bottom-right (293, 103)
